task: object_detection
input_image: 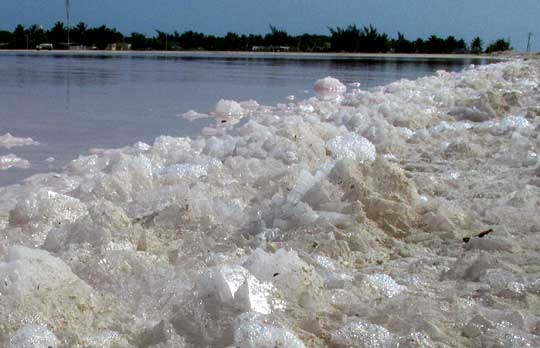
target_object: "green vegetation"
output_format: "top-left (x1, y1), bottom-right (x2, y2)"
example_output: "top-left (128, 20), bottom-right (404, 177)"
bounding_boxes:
top-left (0, 22), bottom-right (513, 54)
top-left (485, 39), bottom-right (512, 54)
top-left (470, 37), bottom-right (483, 54)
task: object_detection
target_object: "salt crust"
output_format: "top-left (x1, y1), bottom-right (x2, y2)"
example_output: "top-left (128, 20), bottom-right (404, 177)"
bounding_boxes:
top-left (1, 59), bottom-right (540, 347)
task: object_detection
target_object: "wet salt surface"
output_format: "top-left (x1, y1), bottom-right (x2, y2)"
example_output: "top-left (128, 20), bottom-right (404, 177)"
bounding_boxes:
top-left (0, 52), bottom-right (491, 186)
top-left (2, 56), bottom-right (540, 348)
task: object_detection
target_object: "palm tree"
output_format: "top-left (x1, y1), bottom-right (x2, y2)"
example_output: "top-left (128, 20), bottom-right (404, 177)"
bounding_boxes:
top-left (470, 37), bottom-right (483, 54)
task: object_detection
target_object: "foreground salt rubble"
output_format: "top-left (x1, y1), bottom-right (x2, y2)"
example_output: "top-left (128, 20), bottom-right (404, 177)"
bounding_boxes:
top-left (1, 59), bottom-right (540, 348)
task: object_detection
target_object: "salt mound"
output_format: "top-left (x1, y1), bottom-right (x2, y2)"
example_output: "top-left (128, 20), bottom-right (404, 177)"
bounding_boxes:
top-left (1, 58), bottom-right (540, 347)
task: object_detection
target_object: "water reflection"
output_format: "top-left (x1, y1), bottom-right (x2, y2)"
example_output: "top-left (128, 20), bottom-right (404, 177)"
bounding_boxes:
top-left (0, 52), bottom-right (493, 186)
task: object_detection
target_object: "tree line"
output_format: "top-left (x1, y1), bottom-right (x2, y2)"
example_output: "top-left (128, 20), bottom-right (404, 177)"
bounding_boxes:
top-left (0, 22), bottom-right (512, 54)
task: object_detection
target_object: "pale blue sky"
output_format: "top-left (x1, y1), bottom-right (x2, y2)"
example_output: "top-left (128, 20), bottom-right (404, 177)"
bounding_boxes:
top-left (1, 0), bottom-right (537, 51)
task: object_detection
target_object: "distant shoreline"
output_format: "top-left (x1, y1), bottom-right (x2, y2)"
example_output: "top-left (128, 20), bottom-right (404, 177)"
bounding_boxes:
top-left (0, 49), bottom-right (511, 60)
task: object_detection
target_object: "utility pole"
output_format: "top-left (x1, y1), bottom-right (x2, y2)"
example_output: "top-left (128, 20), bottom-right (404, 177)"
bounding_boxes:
top-left (66, 0), bottom-right (70, 49)
top-left (526, 32), bottom-right (532, 53)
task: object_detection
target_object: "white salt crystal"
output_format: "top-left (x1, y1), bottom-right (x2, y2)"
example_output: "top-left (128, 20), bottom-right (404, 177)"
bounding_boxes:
top-left (313, 77), bottom-right (347, 100)
top-left (0, 133), bottom-right (39, 149)
top-left (0, 154), bottom-right (31, 170)
top-left (326, 133), bottom-right (376, 162)
top-left (9, 324), bottom-right (59, 348)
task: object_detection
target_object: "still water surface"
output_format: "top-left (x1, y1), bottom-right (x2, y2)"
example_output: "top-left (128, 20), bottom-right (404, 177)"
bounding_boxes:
top-left (0, 52), bottom-right (492, 186)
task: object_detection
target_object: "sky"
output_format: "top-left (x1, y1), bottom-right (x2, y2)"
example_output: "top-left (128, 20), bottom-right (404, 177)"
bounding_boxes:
top-left (0, 0), bottom-right (538, 51)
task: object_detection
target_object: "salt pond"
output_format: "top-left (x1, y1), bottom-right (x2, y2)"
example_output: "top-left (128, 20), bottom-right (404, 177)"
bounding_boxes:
top-left (0, 52), bottom-right (492, 186)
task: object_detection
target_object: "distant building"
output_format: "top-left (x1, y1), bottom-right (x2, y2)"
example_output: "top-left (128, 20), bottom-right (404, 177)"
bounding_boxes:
top-left (56, 42), bottom-right (90, 50)
top-left (36, 43), bottom-right (53, 50)
top-left (252, 45), bottom-right (290, 52)
top-left (106, 42), bottom-right (132, 51)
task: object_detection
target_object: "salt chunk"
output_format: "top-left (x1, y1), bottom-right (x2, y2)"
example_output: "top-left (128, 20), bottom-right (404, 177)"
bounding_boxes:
top-left (429, 120), bottom-right (473, 133)
top-left (182, 109), bottom-right (210, 121)
top-left (448, 106), bottom-right (491, 122)
top-left (204, 136), bottom-right (237, 158)
top-left (159, 163), bottom-right (208, 179)
top-left (527, 277), bottom-right (540, 294)
top-left (499, 115), bottom-right (531, 131)
top-left (149, 136), bottom-right (192, 166)
top-left (66, 154), bottom-right (108, 175)
top-left (480, 269), bottom-right (526, 298)
top-left (212, 265), bottom-right (250, 304)
top-left (464, 235), bottom-right (514, 252)
top-left (139, 320), bottom-right (183, 348)
top-left (312, 254), bottom-right (339, 271)
top-left (326, 133), bottom-right (376, 162)
top-left (478, 115), bottom-right (532, 134)
top-left (383, 153), bottom-right (398, 161)
top-left (81, 330), bottom-right (130, 348)
top-left (199, 264), bottom-right (279, 314)
top-left (0, 133), bottom-right (39, 149)
top-left (0, 154), bottom-right (31, 170)
top-left (9, 324), bottom-right (59, 348)
top-left (133, 141), bottom-right (151, 151)
top-left (462, 254), bottom-right (495, 282)
top-left (314, 77), bottom-right (347, 100)
top-left (235, 275), bottom-right (278, 314)
top-left (92, 155), bottom-right (154, 201)
top-left (233, 312), bottom-right (305, 348)
top-left (2, 246), bottom-right (81, 295)
top-left (244, 248), bottom-right (305, 282)
top-left (493, 330), bottom-right (538, 348)
top-left (239, 99), bottom-right (260, 110)
top-left (215, 114), bottom-right (242, 127)
top-left (215, 99), bottom-right (244, 116)
top-left (366, 273), bottom-right (406, 298)
top-left (201, 126), bottom-right (225, 137)
top-left (287, 170), bottom-right (320, 202)
top-left (462, 314), bottom-right (494, 338)
top-left (243, 248), bottom-right (323, 299)
top-left (394, 332), bottom-right (436, 348)
top-left (9, 189), bottom-right (87, 229)
top-left (298, 103), bottom-right (315, 113)
top-left (331, 320), bottom-right (394, 348)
